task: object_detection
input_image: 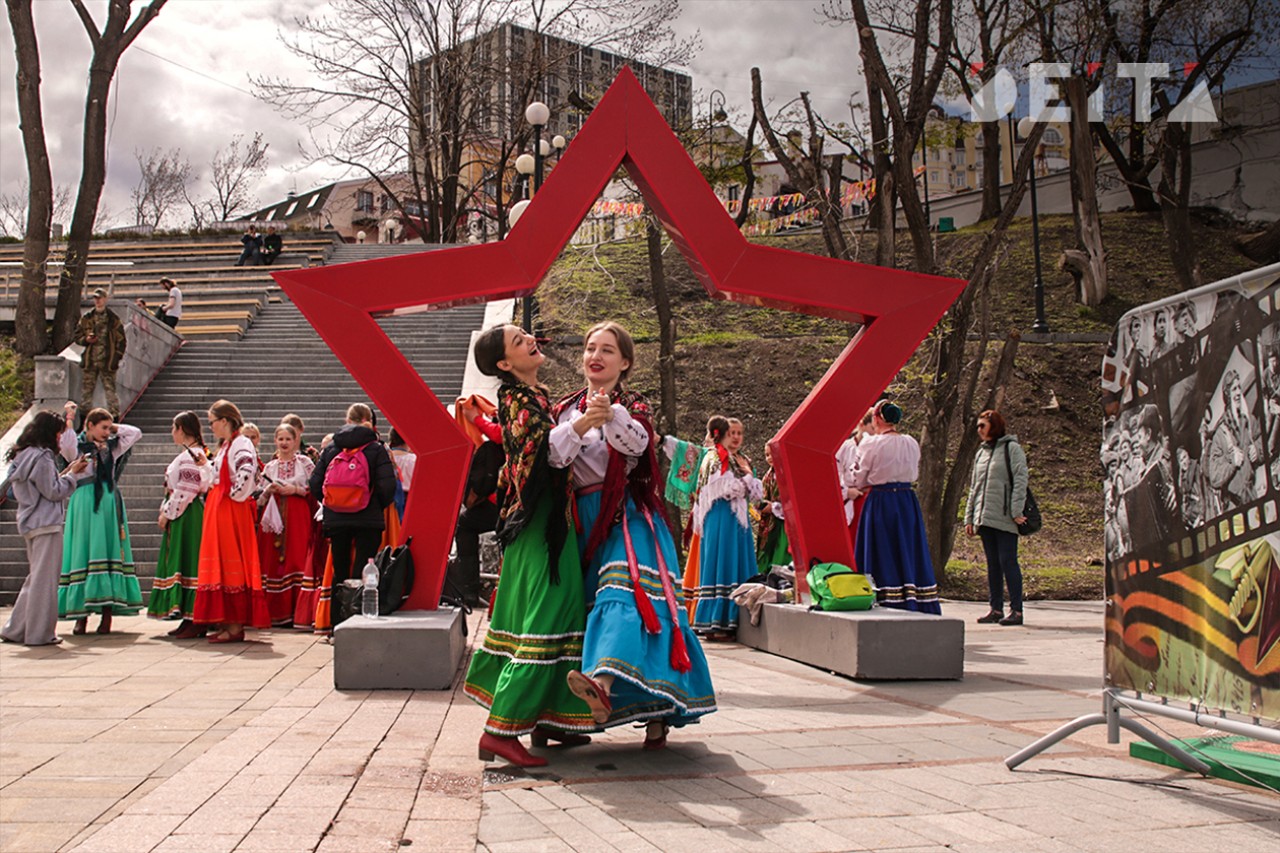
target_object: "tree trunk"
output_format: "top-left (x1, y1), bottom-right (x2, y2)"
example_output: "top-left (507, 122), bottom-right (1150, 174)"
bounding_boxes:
top-left (7, 0), bottom-right (52, 355)
top-left (53, 59), bottom-right (115, 351)
top-left (1238, 219), bottom-right (1280, 265)
top-left (866, 77), bottom-right (895, 267)
top-left (646, 218), bottom-right (678, 436)
top-left (978, 119), bottom-right (1001, 221)
top-left (1060, 77), bottom-right (1107, 306)
top-left (1158, 121), bottom-right (1202, 291)
top-left (821, 152), bottom-right (851, 260)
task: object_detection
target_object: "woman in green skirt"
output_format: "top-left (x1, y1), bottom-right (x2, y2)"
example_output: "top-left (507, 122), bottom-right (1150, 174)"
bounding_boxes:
top-left (58, 407), bottom-right (144, 634)
top-left (147, 411), bottom-right (212, 638)
top-left (463, 324), bottom-right (595, 768)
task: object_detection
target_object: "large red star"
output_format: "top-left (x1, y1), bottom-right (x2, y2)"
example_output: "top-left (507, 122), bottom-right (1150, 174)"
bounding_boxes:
top-left (274, 67), bottom-right (965, 609)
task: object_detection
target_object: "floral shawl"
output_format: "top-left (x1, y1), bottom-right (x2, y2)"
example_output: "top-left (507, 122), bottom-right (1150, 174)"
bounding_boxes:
top-left (496, 382), bottom-right (571, 581)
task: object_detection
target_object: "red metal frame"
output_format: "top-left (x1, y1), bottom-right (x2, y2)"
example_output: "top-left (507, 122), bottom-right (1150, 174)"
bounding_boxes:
top-left (274, 67), bottom-right (965, 609)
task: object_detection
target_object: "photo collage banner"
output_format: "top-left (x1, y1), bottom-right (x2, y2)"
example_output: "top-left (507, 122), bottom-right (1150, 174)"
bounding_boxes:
top-left (1100, 265), bottom-right (1280, 720)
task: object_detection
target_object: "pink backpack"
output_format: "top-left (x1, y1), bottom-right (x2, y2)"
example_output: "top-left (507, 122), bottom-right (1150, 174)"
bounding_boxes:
top-left (322, 443), bottom-right (372, 512)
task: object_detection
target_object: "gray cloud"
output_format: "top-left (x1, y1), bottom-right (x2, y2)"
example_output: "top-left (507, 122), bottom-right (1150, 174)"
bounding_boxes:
top-left (2, 0), bottom-right (864, 229)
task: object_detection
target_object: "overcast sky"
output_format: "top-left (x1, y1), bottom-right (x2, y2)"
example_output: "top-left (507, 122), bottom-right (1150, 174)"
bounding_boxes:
top-left (0, 0), bottom-right (865, 230)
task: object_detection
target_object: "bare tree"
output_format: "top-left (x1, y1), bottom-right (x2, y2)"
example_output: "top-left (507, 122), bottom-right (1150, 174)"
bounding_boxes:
top-left (948, 0), bottom-right (1036, 221)
top-left (0, 182), bottom-right (73, 239)
top-left (6, 0), bottom-right (54, 355)
top-left (257, 0), bottom-right (693, 245)
top-left (131, 147), bottom-right (191, 228)
top-left (750, 68), bottom-right (853, 260)
top-left (51, 0), bottom-right (168, 351)
top-left (205, 132), bottom-right (270, 224)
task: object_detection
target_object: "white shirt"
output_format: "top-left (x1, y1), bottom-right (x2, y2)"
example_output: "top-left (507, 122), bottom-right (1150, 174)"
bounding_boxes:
top-left (851, 432), bottom-right (920, 489)
top-left (160, 448), bottom-right (213, 520)
top-left (549, 402), bottom-right (649, 488)
top-left (59, 423), bottom-right (143, 482)
top-left (212, 434), bottom-right (259, 502)
top-left (166, 286), bottom-right (183, 319)
top-left (263, 454), bottom-right (314, 495)
top-left (391, 449), bottom-right (416, 491)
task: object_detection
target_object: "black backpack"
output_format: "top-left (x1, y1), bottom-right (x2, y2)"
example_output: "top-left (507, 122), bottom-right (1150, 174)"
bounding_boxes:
top-left (373, 536), bottom-right (415, 616)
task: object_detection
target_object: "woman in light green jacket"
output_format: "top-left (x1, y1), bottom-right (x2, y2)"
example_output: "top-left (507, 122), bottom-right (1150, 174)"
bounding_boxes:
top-left (964, 410), bottom-right (1029, 626)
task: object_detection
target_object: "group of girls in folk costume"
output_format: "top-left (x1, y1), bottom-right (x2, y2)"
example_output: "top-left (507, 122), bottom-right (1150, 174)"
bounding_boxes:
top-left (195, 400), bottom-right (272, 643)
top-left (464, 324), bottom-right (594, 769)
top-left (147, 412), bottom-right (213, 638)
top-left (0, 410), bottom-right (89, 645)
top-left (844, 401), bottom-right (942, 614)
top-left (257, 423), bottom-right (315, 625)
top-left (683, 417), bottom-right (763, 639)
top-left (58, 404), bottom-right (145, 635)
top-left (553, 322), bottom-right (716, 751)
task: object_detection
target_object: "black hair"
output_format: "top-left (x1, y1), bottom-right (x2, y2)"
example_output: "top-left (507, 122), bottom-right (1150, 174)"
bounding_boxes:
top-left (172, 411), bottom-right (204, 447)
top-left (475, 325), bottom-right (517, 384)
top-left (389, 427), bottom-right (406, 449)
top-left (8, 411), bottom-right (65, 462)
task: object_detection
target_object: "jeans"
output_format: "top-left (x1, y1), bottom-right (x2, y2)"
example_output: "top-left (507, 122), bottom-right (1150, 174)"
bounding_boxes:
top-left (978, 526), bottom-right (1022, 613)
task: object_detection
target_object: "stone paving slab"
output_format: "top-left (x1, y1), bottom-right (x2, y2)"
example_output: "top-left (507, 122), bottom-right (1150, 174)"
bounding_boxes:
top-left (1, 600), bottom-right (1276, 853)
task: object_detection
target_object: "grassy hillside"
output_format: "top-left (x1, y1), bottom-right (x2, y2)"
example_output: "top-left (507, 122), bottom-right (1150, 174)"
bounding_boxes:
top-left (535, 211), bottom-right (1262, 600)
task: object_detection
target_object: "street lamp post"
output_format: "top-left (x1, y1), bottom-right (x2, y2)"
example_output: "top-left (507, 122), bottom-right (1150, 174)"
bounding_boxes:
top-left (526, 101), bottom-right (550, 193)
top-left (1018, 116), bottom-right (1050, 334)
top-left (707, 89), bottom-right (726, 169)
top-left (920, 133), bottom-right (931, 227)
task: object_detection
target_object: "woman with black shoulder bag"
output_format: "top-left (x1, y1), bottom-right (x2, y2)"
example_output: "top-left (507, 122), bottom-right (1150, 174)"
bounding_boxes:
top-left (965, 410), bottom-right (1030, 627)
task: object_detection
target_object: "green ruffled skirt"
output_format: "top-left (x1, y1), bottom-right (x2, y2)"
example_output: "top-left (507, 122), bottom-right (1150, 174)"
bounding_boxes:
top-left (463, 502), bottom-right (594, 736)
top-left (147, 501), bottom-right (204, 619)
top-left (59, 485), bottom-right (143, 617)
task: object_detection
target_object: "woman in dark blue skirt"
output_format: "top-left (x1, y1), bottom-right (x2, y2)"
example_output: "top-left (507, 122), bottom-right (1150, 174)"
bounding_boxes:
top-left (847, 401), bottom-right (942, 614)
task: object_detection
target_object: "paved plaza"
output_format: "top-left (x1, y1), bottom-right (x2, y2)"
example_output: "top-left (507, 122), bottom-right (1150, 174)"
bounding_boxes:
top-left (1, 600), bottom-right (1276, 853)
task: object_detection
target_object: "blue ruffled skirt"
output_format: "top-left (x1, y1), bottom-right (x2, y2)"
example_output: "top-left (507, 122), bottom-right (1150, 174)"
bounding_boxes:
top-left (577, 492), bottom-right (716, 727)
top-left (855, 482), bottom-right (941, 614)
top-left (691, 498), bottom-right (757, 633)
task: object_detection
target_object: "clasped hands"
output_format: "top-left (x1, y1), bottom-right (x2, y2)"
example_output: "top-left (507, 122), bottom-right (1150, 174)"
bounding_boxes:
top-left (573, 391), bottom-right (615, 436)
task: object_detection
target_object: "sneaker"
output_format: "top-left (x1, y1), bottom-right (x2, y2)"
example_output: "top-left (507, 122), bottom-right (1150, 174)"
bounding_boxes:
top-left (976, 610), bottom-right (1002, 624)
top-left (999, 611), bottom-right (1023, 626)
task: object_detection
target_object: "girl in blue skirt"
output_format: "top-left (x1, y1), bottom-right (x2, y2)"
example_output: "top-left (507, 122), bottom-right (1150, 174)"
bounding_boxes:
top-left (556, 322), bottom-right (715, 750)
top-left (847, 401), bottom-right (942, 613)
top-left (688, 416), bottom-right (762, 638)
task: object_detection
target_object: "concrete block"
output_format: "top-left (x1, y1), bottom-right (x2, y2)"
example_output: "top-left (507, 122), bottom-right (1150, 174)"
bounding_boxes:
top-left (333, 609), bottom-right (466, 690)
top-left (736, 603), bottom-right (964, 680)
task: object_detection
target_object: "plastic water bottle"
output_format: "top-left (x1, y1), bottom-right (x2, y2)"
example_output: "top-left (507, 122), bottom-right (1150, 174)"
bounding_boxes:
top-left (361, 558), bottom-right (379, 618)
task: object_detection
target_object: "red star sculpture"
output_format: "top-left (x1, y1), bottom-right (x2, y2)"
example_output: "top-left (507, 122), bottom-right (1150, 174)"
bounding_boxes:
top-left (274, 67), bottom-right (965, 609)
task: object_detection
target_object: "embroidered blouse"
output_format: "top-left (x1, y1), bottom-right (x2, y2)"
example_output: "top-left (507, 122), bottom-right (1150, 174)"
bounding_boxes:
top-left (212, 434), bottom-right (259, 502)
top-left (263, 455), bottom-right (314, 496)
top-left (549, 398), bottom-right (650, 487)
top-left (159, 448), bottom-right (213, 520)
top-left (692, 447), bottom-right (763, 534)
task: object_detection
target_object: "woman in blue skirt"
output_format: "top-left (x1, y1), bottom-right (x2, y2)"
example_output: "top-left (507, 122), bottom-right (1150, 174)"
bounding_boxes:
top-left (847, 401), bottom-right (942, 613)
top-left (689, 416), bottom-right (762, 638)
top-left (555, 322), bottom-right (716, 750)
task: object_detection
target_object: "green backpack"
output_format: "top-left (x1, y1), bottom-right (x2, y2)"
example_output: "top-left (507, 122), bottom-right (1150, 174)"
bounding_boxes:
top-left (807, 562), bottom-right (875, 612)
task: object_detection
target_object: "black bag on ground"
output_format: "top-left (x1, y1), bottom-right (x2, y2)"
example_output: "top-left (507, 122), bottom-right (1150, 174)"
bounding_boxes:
top-left (374, 536), bottom-right (415, 616)
top-left (333, 580), bottom-right (363, 626)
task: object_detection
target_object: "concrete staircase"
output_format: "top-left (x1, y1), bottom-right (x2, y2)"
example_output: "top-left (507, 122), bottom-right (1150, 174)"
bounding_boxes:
top-left (0, 295), bottom-right (486, 605)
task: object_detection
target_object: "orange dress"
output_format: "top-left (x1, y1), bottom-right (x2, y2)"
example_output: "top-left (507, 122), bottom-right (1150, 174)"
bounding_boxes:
top-left (194, 436), bottom-right (271, 628)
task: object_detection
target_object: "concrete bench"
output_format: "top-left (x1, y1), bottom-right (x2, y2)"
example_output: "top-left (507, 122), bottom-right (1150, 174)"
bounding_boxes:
top-left (736, 602), bottom-right (965, 680)
top-left (333, 609), bottom-right (466, 690)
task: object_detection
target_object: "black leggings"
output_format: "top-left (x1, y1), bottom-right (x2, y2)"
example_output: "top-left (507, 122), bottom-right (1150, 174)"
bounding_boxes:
top-left (328, 527), bottom-right (384, 593)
